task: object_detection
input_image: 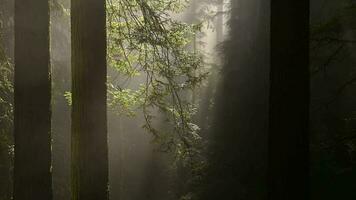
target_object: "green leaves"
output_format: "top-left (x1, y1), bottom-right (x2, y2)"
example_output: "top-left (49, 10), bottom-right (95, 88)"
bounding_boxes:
top-left (63, 91), bottom-right (72, 106)
top-left (107, 83), bottom-right (144, 116)
top-left (107, 0), bottom-right (205, 159)
top-left (0, 32), bottom-right (13, 161)
top-left (61, 0), bottom-right (205, 163)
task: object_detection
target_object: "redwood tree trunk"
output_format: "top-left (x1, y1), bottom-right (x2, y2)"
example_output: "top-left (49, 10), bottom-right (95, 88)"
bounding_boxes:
top-left (14, 0), bottom-right (52, 199)
top-left (268, 0), bottom-right (310, 199)
top-left (71, 0), bottom-right (108, 199)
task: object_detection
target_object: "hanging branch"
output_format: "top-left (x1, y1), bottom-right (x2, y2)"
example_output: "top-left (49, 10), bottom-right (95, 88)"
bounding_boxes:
top-left (106, 0), bottom-right (206, 160)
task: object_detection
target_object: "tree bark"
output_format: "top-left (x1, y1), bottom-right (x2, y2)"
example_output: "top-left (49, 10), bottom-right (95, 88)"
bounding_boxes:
top-left (268, 0), bottom-right (310, 200)
top-left (71, 0), bottom-right (108, 199)
top-left (14, 0), bottom-right (52, 199)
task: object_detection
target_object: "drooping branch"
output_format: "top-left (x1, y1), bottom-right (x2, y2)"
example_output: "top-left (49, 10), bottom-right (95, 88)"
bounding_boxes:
top-left (106, 0), bottom-right (206, 158)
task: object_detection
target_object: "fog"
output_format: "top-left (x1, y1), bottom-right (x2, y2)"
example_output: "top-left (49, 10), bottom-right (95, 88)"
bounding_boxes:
top-left (1, 0), bottom-right (356, 199)
top-left (49, 0), bottom-right (229, 199)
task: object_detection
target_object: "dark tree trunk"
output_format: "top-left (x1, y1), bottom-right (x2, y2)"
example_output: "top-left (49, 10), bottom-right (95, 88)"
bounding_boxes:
top-left (71, 0), bottom-right (108, 199)
top-left (268, 0), bottom-right (310, 200)
top-left (14, 0), bottom-right (52, 199)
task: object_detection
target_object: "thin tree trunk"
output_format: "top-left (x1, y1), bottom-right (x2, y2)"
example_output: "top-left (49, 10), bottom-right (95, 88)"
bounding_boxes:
top-left (268, 0), bottom-right (310, 199)
top-left (14, 0), bottom-right (52, 199)
top-left (216, 0), bottom-right (224, 44)
top-left (71, 0), bottom-right (108, 199)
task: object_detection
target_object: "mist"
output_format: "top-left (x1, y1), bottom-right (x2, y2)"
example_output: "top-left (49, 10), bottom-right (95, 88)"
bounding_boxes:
top-left (1, 0), bottom-right (356, 199)
top-left (49, 0), bottom-right (229, 199)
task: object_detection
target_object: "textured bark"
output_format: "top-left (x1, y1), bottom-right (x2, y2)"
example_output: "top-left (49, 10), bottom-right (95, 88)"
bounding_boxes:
top-left (13, 0), bottom-right (52, 199)
top-left (268, 0), bottom-right (310, 200)
top-left (71, 0), bottom-right (108, 199)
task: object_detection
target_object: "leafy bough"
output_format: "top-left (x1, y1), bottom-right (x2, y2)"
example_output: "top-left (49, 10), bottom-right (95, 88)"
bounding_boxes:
top-left (106, 0), bottom-right (206, 161)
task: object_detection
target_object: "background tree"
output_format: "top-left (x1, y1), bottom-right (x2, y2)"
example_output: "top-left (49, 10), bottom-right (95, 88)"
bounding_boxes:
top-left (50, 1), bottom-right (71, 199)
top-left (202, 0), bottom-right (270, 199)
top-left (13, 0), bottom-right (52, 199)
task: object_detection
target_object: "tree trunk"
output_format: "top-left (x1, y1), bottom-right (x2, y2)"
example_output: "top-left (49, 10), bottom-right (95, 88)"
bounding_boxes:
top-left (14, 0), bottom-right (52, 199)
top-left (268, 0), bottom-right (310, 200)
top-left (71, 0), bottom-right (108, 199)
top-left (216, 0), bottom-right (224, 44)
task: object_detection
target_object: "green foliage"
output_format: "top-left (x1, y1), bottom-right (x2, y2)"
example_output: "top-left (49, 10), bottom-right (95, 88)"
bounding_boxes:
top-left (63, 0), bottom-right (206, 162)
top-left (107, 83), bottom-right (144, 116)
top-left (0, 22), bottom-right (13, 200)
top-left (0, 29), bottom-right (13, 156)
top-left (62, 0), bottom-right (207, 161)
top-left (64, 91), bottom-right (72, 105)
top-left (106, 0), bottom-right (206, 158)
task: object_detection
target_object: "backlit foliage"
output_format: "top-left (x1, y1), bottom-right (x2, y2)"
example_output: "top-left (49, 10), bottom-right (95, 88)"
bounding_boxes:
top-left (106, 0), bottom-right (206, 158)
top-left (0, 28), bottom-right (13, 159)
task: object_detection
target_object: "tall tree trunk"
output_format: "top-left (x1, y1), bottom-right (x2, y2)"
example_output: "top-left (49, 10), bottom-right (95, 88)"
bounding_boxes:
top-left (14, 0), bottom-right (52, 199)
top-left (71, 0), bottom-right (108, 199)
top-left (216, 0), bottom-right (224, 44)
top-left (268, 1), bottom-right (310, 200)
top-left (51, 1), bottom-right (71, 199)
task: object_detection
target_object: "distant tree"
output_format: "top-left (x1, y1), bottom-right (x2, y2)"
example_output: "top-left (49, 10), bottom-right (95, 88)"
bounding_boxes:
top-left (50, 1), bottom-right (72, 199)
top-left (202, 0), bottom-right (270, 199)
top-left (13, 0), bottom-right (52, 199)
top-left (71, 0), bottom-right (108, 199)
top-left (201, 0), bottom-right (309, 199)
